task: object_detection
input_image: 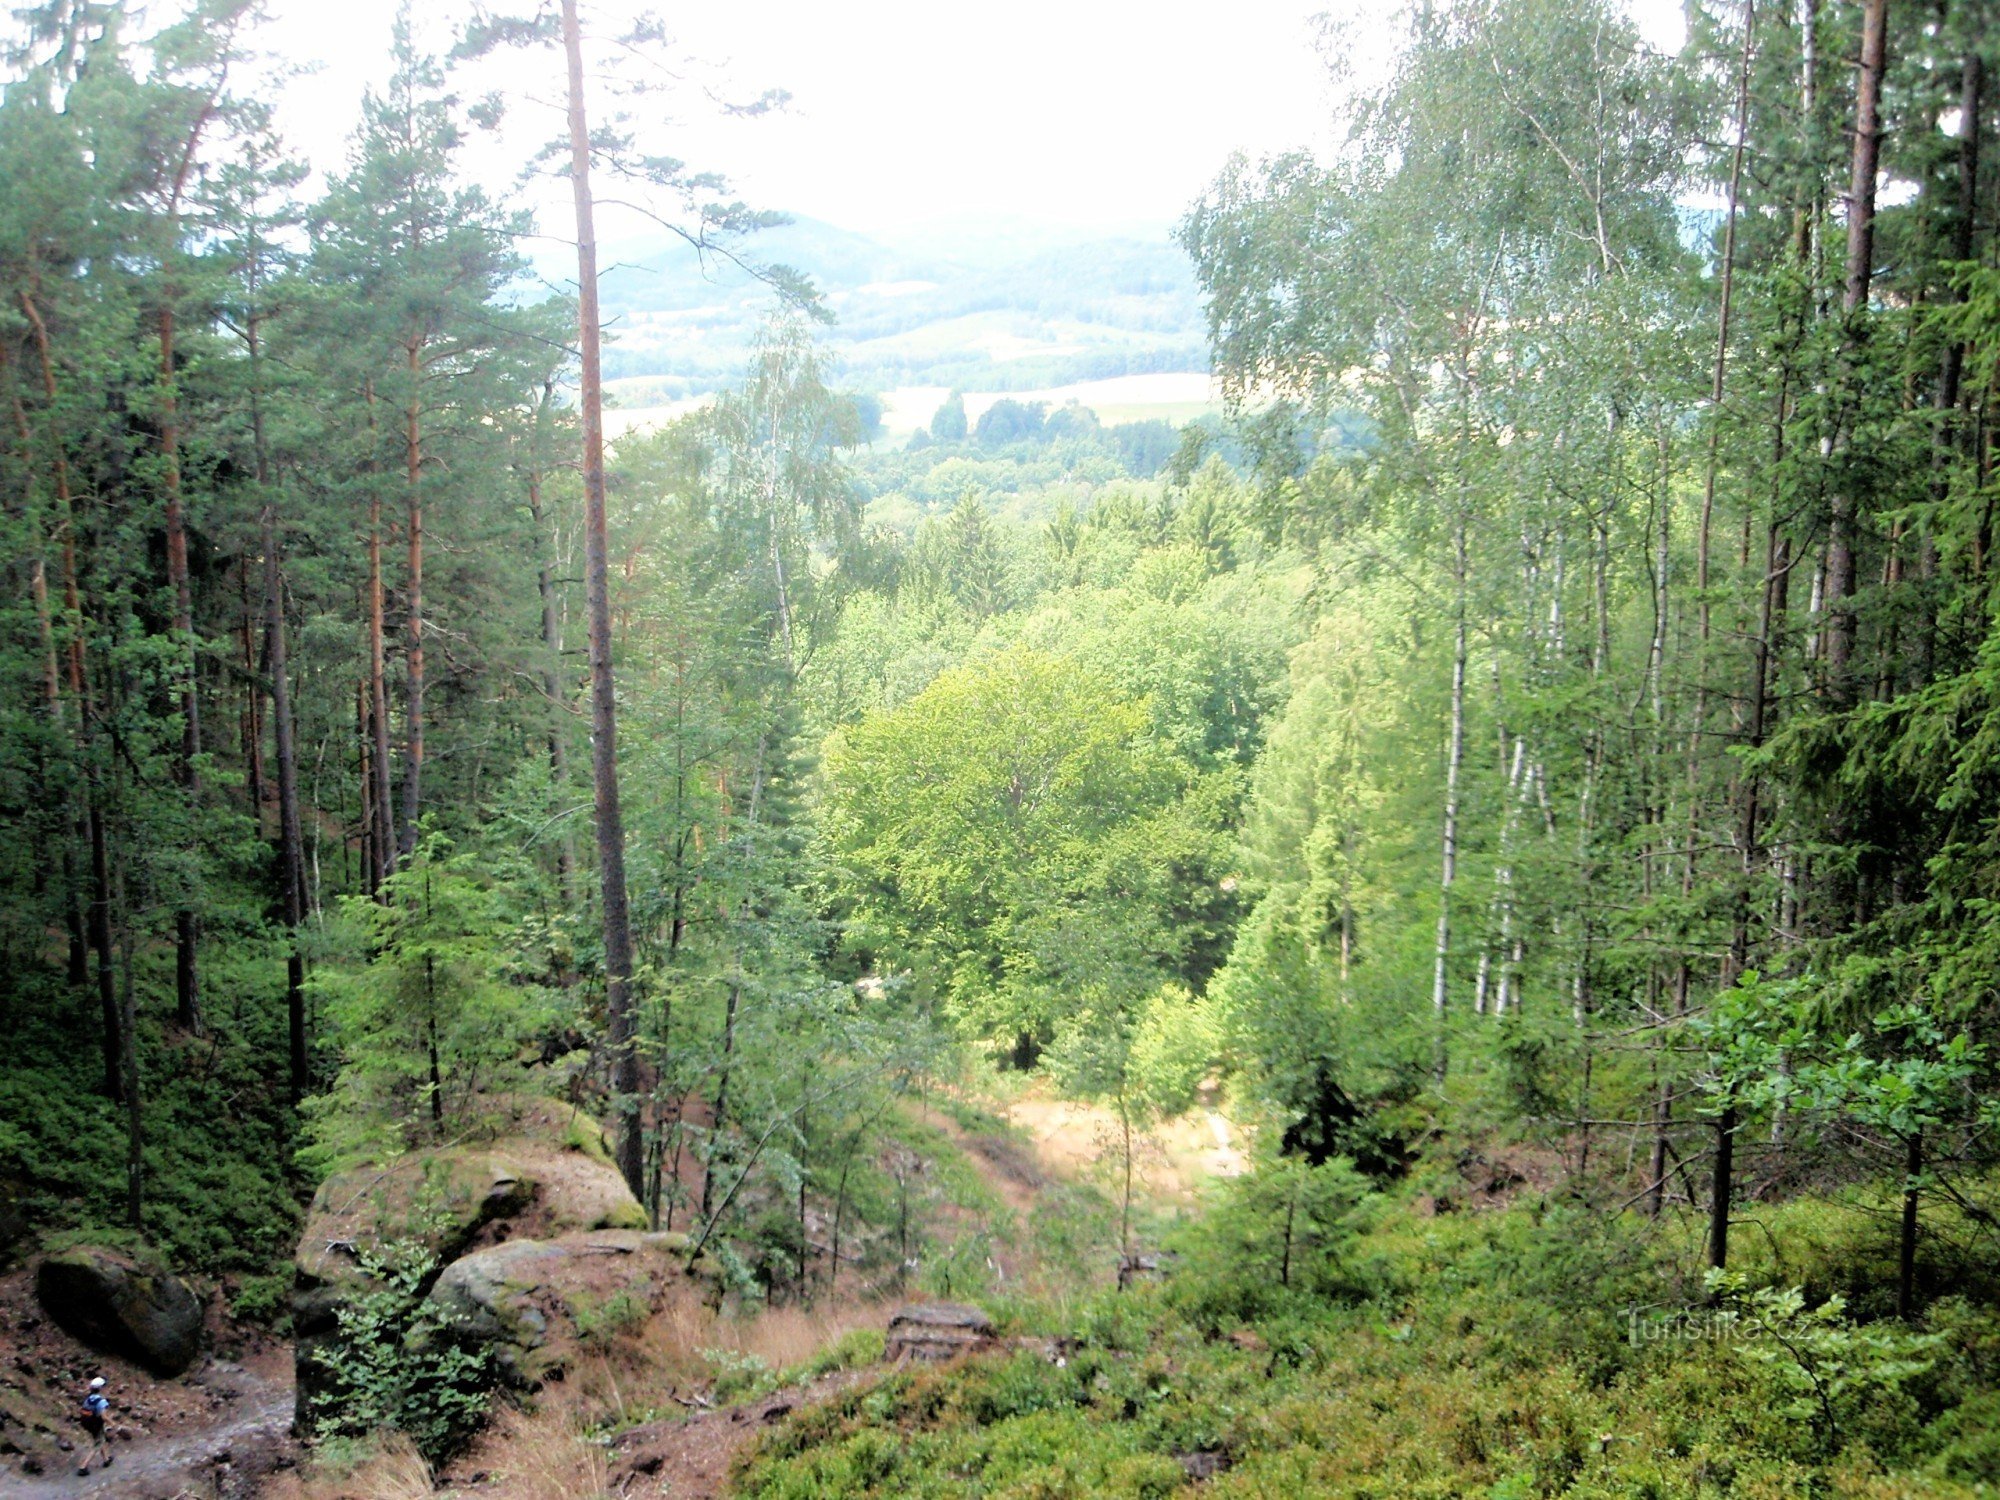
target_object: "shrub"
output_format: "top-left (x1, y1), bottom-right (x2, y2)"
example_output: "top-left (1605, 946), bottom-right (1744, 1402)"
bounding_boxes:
top-left (230, 1272), bottom-right (291, 1328)
top-left (1168, 1157), bottom-right (1379, 1327)
top-left (785, 1326), bottom-right (885, 1384)
top-left (569, 1285), bottom-right (650, 1348)
top-left (705, 1346), bottom-right (777, 1404)
top-left (305, 1241), bottom-right (496, 1464)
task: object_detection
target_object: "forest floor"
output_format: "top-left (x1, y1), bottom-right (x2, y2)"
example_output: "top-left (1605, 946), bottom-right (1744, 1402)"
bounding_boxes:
top-left (418, 1083), bottom-right (1249, 1500)
top-left (0, 1083), bottom-right (1250, 1499)
top-left (0, 1264), bottom-right (296, 1498)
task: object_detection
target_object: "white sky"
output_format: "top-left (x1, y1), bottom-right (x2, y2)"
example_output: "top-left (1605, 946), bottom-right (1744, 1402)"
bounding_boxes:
top-left (253, 0), bottom-right (1689, 242)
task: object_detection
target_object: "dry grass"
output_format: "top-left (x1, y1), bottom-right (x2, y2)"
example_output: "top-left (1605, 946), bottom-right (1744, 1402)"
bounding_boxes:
top-left (262, 1432), bottom-right (432, 1500)
top-left (567, 1290), bottom-right (884, 1417)
top-left (466, 1402), bottom-right (610, 1500)
top-left (703, 1299), bottom-right (883, 1369)
top-left (1001, 1088), bottom-right (1247, 1202)
top-left (441, 1292), bottom-right (889, 1498)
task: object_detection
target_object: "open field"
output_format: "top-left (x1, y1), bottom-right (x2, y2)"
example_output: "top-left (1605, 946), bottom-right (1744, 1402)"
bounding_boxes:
top-left (602, 371), bottom-right (1220, 448)
top-left (882, 373), bottom-right (1220, 440)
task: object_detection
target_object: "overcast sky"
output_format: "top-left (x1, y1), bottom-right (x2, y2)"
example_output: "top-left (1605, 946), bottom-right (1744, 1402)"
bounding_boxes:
top-left (254, 0), bottom-right (1688, 243)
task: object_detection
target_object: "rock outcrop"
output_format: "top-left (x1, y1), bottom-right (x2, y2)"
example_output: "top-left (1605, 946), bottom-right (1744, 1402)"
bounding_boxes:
top-left (420, 1229), bottom-right (689, 1387)
top-left (293, 1151), bottom-right (535, 1337)
top-left (34, 1246), bottom-right (205, 1376)
top-left (291, 1103), bottom-right (658, 1422)
top-left (885, 1302), bottom-right (996, 1363)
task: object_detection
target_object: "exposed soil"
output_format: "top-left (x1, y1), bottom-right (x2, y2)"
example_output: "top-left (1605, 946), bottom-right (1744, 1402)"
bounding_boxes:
top-left (597, 1369), bottom-right (876, 1500)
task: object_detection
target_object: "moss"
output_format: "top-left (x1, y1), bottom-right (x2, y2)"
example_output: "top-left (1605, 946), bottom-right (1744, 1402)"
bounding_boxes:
top-left (593, 1198), bottom-right (649, 1231)
top-left (563, 1111), bottom-right (615, 1164)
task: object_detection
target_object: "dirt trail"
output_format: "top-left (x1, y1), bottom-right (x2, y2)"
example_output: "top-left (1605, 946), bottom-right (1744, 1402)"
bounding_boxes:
top-left (7, 1361), bottom-right (294, 1500)
top-left (598, 1088), bottom-right (1251, 1496)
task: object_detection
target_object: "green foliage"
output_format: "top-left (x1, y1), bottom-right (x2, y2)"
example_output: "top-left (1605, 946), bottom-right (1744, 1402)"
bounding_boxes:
top-left (10, 10), bottom-right (2000, 1499)
top-left (1169, 1157), bottom-right (1379, 1326)
top-left (822, 647), bottom-right (1231, 1052)
top-left (738, 1189), bottom-right (2000, 1500)
top-left (974, 397), bottom-right (1046, 447)
top-left (569, 1285), bottom-right (651, 1349)
top-left (229, 1272), bottom-right (291, 1328)
top-left (1708, 1273), bottom-right (1943, 1458)
top-left (793, 1326), bottom-right (887, 1383)
top-left (0, 968), bottom-right (299, 1272)
top-left (705, 1346), bottom-right (778, 1404)
top-left (304, 836), bottom-right (553, 1168)
top-left (927, 391), bottom-right (967, 443)
top-left (1125, 984), bottom-right (1222, 1117)
top-left (305, 1241), bottom-right (495, 1464)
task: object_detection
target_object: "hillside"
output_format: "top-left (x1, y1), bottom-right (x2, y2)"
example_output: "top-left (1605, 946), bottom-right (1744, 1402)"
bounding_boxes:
top-left (5, 2), bottom-right (2000, 1499)
top-left (570, 215), bottom-right (1210, 401)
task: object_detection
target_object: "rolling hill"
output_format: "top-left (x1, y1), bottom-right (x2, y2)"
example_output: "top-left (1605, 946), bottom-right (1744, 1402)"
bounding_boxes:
top-left (567, 215), bottom-right (1212, 405)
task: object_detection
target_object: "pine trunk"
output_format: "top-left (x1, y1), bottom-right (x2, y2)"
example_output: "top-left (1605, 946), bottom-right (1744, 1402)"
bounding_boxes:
top-left (159, 300), bottom-right (203, 1034)
top-left (564, 0), bottom-right (644, 1199)
top-left (400, 356), bottom-right (424, 858)
top-left (525, 398), bottom-right (575, 905)
top-left (1820, 0), bottom-right (1887, 699)
top-left (366, 441), bottom-right (397, 893)
top-left (264, 520), bottom-right (307, 1098)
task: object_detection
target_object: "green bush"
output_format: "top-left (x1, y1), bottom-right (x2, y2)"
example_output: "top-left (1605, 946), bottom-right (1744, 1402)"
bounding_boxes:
top-left (785, 1326), bottom-right (886, 1384)
top-left (734, 1170), bottom-right (2000, 1500)
top-left (705, 1347), bottom-right (777, 1404)
top-left (305, 1241), bottom-right (496, 1464)
top-left (1167, 1156), bottom-right (1380, 1328)
top-left (0, 964), bottom-right (300, 1275)
top-left (230, 1273), bottom-right (291, 1328)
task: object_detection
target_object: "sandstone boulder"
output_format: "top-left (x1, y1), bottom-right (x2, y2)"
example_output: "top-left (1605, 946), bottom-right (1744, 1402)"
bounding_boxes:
top-left (35, 1246), bottom-right (204, 1375)
top-left (293, 1151), bottom-right (534, 1334)
top-left (420, 1230), bottom-right (688, 1387)
top-left (885, 1302), bottom-right (996, 1363)
top-left (292, 1111), bottom-right (654, 1424)
top-left (294, 1128), bottom-right (648, 1326)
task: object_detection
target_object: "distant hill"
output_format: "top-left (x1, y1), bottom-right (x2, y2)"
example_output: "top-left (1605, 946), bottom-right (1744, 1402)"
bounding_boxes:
top-left (562, 215), bottom-right (1211, 401)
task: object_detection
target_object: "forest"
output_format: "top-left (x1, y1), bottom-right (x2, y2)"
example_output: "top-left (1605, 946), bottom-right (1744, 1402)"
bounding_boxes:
top-left (1, 0), bottom-right (1999, 1496)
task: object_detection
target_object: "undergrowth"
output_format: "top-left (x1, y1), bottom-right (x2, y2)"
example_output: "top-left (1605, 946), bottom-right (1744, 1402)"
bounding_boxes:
top-left (0, 961), bottom-right (300, 1272)
top-left (731, 1169), bottom-right (2000, 1500)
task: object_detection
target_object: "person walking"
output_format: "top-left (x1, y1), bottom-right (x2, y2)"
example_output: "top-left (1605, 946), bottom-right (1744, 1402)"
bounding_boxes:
top-left (76, 1375), bottom-right (112, 1476)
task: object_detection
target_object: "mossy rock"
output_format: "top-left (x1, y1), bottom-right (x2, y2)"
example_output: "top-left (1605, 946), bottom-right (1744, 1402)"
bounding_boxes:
top-left (293, 1151), bottom-right (535, 1330)
top-left (420, 1231), bottom-right (687, 1387)
top-left (36, 1246), bottom-right (205, 1375)
top-left (563, 1112), bottom-right (614, 1164)
top-left (423, 1239), bottom-right (566, 1384)
top-left (596, 1197), bottom-right (648, 1231)
top-left (290, 1114), bottom-right (649, 1422)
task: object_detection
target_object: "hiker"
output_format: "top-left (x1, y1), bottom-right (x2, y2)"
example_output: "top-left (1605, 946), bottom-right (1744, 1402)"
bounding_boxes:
top-left (76, 1375), bottom-right (112, 1476)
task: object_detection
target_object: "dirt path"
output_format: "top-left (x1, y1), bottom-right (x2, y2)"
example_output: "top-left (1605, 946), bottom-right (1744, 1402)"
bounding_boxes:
top-left (7, 1360), bottom-right (294, 1500)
